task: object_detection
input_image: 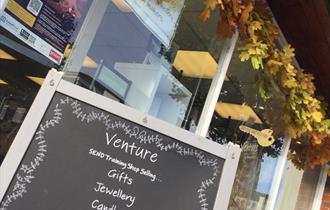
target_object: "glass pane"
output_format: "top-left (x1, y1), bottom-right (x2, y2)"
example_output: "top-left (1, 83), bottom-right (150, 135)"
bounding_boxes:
top-left (0, 0), bottom-right (90, 165)
top-left (0, 42), bottom-right (49, 164)
top-left (274, 158), bottom-right (323, 210)
top-left (294, 166), bottom-right (322, 210)
top-left (320, 176), bottom-right (330, 209)
top-left (207, 39), bottom-right (284, 210)
top-left (63, 0), bottom-right (228, 130)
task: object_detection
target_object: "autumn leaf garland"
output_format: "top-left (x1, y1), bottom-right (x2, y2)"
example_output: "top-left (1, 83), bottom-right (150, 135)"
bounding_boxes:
top-left (157, 0), bottom-right (330, 170)
top-left (199, 0), bottom-right (330, 170)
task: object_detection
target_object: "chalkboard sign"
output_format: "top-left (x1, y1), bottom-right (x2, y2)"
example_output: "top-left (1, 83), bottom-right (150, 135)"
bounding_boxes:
top-left (0, 70), bottom-right (240, 210)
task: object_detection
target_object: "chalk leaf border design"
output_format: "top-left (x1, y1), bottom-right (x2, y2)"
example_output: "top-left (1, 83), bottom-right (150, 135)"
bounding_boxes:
top-left (1, 94), bottom-right (223, 210)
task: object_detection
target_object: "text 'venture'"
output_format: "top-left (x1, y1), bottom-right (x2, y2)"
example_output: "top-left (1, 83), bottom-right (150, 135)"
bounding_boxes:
top-left (106, 132), bottom-right (158, 163)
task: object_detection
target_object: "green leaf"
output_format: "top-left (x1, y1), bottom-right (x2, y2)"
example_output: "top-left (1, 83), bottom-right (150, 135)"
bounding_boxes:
top-left (251, 56), bottom-right (262, 69)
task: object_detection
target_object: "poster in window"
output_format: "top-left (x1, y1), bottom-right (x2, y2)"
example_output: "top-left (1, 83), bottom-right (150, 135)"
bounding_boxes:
top-left (125, 0), bottom-right (185, 48)
top-left (0, 0), bottom-right (91, 64)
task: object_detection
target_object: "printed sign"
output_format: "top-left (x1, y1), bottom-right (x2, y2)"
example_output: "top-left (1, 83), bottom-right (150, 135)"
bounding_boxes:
top-left (125, 0), bottom-right (185, 48)
top-left (0, 0), bottom-right (91, 64)
top-left (0, 70), bottom-right (240, 210)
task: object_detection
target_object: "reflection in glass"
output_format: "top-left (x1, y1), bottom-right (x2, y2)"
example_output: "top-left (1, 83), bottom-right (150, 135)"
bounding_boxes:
top-left (63, 0), bottom-right (227, 129)
top-left (0, 43), bottom-right (49, 165)
top-left (207, 39), bottom-right (283, 210)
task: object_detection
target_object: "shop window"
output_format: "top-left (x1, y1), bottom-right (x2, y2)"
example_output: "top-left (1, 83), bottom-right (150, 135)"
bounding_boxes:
top-left (207, 37), bottom-right (329, 210)
top-left (62, 0), bottom-right (229, 130)
top-left (206, 40), bottom-right (284, 210)
top-left (0, 0), bottom-right (92, 164)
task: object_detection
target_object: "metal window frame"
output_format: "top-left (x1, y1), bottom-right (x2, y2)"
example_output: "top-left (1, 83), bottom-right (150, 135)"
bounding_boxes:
top-left (195, 31), bottom-right (239, 137)
top-left (63, 0), bottom-right (109, 74)
top-left (311, 164), bottom-right (330, 210)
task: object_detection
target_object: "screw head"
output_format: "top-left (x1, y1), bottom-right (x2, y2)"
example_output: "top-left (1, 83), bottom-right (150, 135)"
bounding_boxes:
top-left (50, 79), bottom-right (55, 86)
top-left (142, 117), bottom-right (148, 124)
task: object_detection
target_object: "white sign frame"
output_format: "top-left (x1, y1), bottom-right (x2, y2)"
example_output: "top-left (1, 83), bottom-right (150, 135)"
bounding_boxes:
top-left (0, 69), bottom-right (240, 210)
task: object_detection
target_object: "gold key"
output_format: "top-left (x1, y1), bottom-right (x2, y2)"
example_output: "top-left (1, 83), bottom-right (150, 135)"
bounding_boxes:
top-left (239, 125), bottom-right (275, 147)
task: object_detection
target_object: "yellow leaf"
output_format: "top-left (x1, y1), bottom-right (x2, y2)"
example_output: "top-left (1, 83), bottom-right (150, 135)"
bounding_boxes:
top-left (306, 123), bottom-right (312, 131)
top-left (205, 0), bottom-right (218, 10)
top-left (239, 52), bottom-right (250, 61)
top-left (282, 45), bottom-right (295, 62)
top-left (267, 59), bottom-right (282, 66)
top-left (312, 111), bottom-right (323, 123)
top-left (249, 21), bottom-right (262, 31)
top-left (199, 9), bottom-right (211, 22)
top-left (248, 48), bottom-right (257, 54)
top-left (283, 79), bottom-right (298, 88)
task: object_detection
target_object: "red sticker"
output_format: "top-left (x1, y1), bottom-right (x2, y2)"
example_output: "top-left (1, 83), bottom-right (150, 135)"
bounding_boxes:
top-left (49, 49), bottom-right (62, 63)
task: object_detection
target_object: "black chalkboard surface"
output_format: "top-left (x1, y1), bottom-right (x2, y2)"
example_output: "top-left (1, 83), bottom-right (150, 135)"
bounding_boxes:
top-left (1, 92), bottom-right (225, 210)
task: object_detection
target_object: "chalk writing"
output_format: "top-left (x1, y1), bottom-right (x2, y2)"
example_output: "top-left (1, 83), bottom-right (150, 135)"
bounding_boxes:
top-left (108, 169), bottom-right (133, 185)
top-left (1, 95), bottom-right (223, 210)
top-left (94, 182), bottom-right (136, 208)
top-left (88, 148), bottom-right (161, 182)
top-left (106, 133), bottom-right (158, 163)
top-left (91, 200), bottom-right (117, 210)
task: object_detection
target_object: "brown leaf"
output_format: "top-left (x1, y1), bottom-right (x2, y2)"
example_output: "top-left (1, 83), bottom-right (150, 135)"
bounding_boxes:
top-left (232, 0), bottom-right (242, 17)
top-left (218, 19), bottom-right (233, 37)
top-left (217, 0), bottom-right (225, 10)
top-left (226, 10), bottom-right (238, 29)
top-left (238, 0), bottom-right (254, 34)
